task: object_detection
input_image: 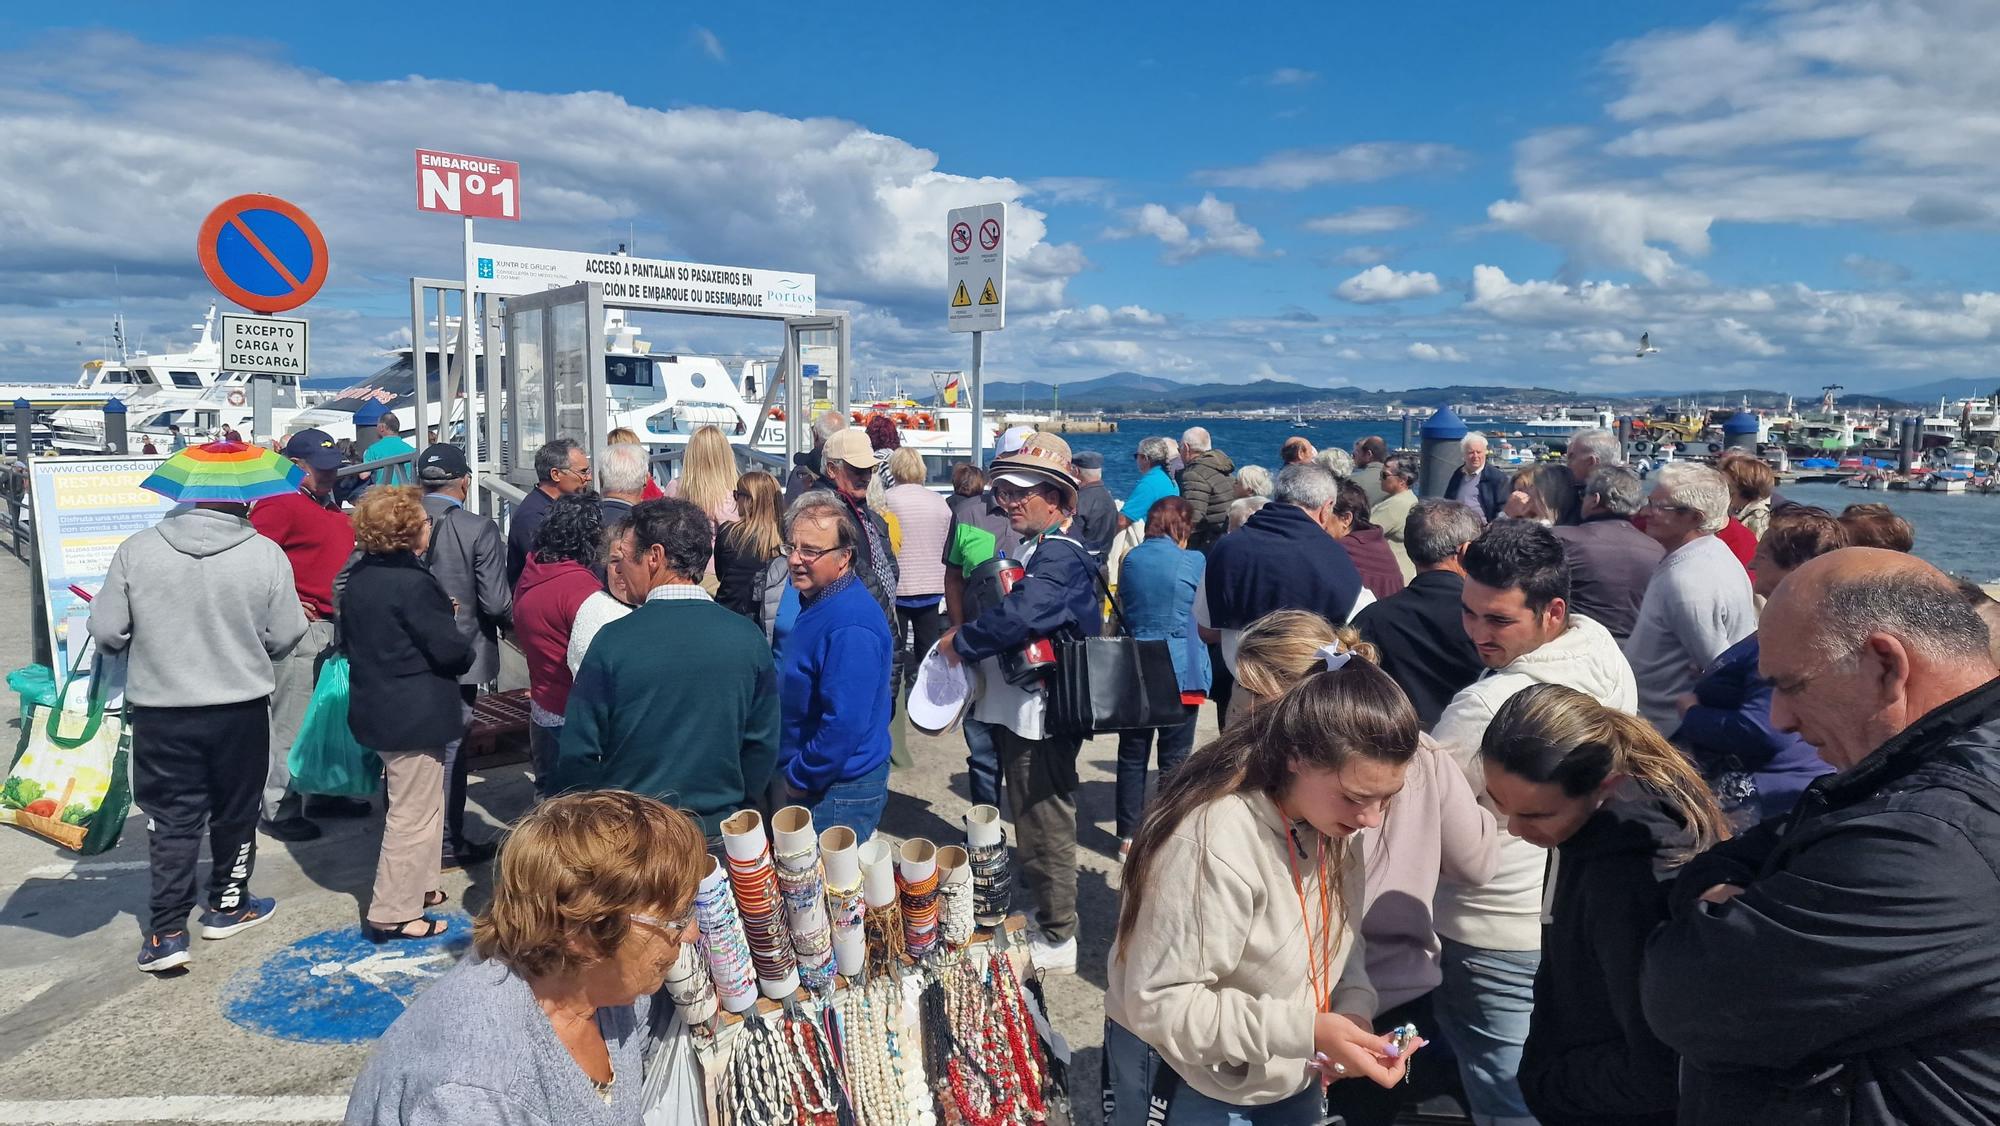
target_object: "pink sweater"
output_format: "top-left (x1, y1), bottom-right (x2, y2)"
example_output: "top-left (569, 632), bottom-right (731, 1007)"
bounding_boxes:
top-left (1357, 733), bottom-right (1501, 1012)
top-left (882, 483), bottom-right (952, 598)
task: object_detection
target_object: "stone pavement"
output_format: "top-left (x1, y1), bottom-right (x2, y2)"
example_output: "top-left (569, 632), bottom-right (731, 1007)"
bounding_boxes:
top-left (0, 542), bottom-right (1206, 1124)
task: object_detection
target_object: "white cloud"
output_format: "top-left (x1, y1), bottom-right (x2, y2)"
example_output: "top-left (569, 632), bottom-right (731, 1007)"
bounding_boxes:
top-left (1841, 253), bottom-right (1913, 284)
top-left (1407, 342), bottom-right (1469, 363)
top-left (1336, 265), bottom-right (1442, 304)
top-left (1334, 245), bottom-right (1396, 267)
top-left (1467, 265), bottom-right (1638, 323)
top-left (0, 32), bottom-right (1088, 381)
top-left (1489, 2), bottom-right (2000, 281)
top-left (1262, 67), bottom-right (1320, 87)
top-left (1030, 304), bottom-right (1167, 329)
top-left (1303, 206), bottom-right (1424, 234)
top-left (693, 27), bottom-right (726, 61)
top-left (1197, 142), bottom-right (1464, 191)
top-left (1716, 317), bottom-right (1784, 356)
top-left (1107, 193), bottom-right (1266, 263)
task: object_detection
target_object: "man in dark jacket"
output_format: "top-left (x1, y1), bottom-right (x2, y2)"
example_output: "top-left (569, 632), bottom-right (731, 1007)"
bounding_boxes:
top-left (1552, 466), bottom-right (1664, 640)
top-left (1443, 432), bottom-right (1510, 522)
top-left (558, 499), bottom-right (780, 840)
top-left (938, 432), bottom-right (1100, 977)
top-left (1643, 549), bottom-right (2000, 1126)
top-left (506, 438), bottom-right (591, 587)
top-left (1354, 500), bottom-right (1485, 728)
top-left (415, 443), bottom-right (512, 867)
top-left (1067, 450), bottom-right (1118, 558)
top-left (1176, 426), bottom-right (1236, 551)
top-left (1200, 463), bottom-right (1366, 654)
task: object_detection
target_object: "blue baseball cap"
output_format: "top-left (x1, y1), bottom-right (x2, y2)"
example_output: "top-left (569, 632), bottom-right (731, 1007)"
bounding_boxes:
top-left (281, 428), bottom-right (343, 470)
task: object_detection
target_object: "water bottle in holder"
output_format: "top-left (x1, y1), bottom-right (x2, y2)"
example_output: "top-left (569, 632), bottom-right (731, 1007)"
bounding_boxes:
top-left (988, 552), bottom-right (1056, 684)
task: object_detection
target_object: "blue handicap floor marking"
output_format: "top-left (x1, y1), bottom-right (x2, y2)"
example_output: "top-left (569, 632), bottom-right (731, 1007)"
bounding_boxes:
top-left (220, 913), bottom-right (472, 1044)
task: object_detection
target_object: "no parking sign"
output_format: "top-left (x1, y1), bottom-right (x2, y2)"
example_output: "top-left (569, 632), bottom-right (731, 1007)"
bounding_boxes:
top-left (196, 194), bottom-right (328, 314)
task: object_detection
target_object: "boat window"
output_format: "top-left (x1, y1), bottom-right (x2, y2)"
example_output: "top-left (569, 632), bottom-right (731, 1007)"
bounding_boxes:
top-left (133, 369), bottom-right (157, 385)
top-left (690, 372), bottom-right (707, 389)
top-left (169, 370), bottom-right (203, 388)
top-left (105, 370), bottom-right (132, 384)
top-left (604, 356), bottom-right (653, 387)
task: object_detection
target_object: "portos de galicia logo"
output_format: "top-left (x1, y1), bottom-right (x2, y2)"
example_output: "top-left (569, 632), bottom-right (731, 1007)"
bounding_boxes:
top-left (766, 277), bottom-right (812, 308)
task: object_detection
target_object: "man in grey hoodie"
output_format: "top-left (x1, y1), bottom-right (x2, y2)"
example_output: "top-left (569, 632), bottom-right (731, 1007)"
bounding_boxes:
top-left (89, 501), bottom-right (309, 973)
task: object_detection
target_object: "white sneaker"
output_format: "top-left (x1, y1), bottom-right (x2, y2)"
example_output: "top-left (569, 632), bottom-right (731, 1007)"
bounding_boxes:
top-left (1027, 925), bottom-right (1078, 975)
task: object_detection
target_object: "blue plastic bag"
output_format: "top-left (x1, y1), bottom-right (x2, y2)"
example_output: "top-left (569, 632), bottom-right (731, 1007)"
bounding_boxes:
top-left (286, 655), bottom-right (381, 796)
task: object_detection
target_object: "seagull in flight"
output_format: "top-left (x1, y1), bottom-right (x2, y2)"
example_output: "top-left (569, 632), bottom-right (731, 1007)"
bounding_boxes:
top-left (1636, 332), bottom-right (1660, 358)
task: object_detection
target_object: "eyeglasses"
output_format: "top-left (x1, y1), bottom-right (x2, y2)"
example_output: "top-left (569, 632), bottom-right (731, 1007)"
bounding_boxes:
top-left (1766, 650), bottom-right (1859, 699)
top-left (993, 483), bottom-right (1046, 508)
top-left (781, 542), bottom-right (850, 563)
top-left (629, 910), bottom-right (695, 937)
top-left (560, 462), bottom-right (593, 479)
top-left (1641, 500), bottom-right (1692, 515)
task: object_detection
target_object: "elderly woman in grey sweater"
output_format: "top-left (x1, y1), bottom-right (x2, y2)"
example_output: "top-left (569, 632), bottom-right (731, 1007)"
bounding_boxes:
top-left (344, 793), bottom-right (706, 1125)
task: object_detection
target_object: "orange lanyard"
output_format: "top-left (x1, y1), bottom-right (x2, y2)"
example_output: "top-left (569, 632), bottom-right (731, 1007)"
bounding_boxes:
top-left (1283, 823), bottom-right (1336, 1014)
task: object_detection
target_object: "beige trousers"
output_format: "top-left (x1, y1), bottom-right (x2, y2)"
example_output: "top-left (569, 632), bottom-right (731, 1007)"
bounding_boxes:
top-left (368, 748), bottom-right (445, 927)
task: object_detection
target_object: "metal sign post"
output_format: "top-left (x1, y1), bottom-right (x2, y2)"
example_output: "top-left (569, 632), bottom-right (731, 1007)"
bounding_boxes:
top-left (416, 148), bottom-right (521, 512)
top-left (948, 202), bottom-right (1007, 465)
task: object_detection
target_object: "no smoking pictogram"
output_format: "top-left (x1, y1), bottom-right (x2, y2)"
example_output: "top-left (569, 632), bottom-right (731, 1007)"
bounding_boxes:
top-left (979, 218), bottom-right (1001, 251)
top-left (951, 222), bottom-right (972, 254)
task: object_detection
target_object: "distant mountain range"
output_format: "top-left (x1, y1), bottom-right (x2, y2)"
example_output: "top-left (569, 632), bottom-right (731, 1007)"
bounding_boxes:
top-left (969, 371), bottom-right (1966, 412)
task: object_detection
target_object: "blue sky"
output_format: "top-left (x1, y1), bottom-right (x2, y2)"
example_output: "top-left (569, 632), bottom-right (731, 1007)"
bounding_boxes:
top-left (2, 0), bottom-right (1997, 395)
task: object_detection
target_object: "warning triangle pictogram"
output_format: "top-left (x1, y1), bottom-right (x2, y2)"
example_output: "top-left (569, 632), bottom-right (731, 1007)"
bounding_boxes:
top-left (979, 278), bottom-right (999, 305)
top-left (952, 281), bottom-right (972, 308)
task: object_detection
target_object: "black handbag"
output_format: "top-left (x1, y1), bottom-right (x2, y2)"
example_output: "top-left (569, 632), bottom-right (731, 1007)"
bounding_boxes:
top-left (1046, 561), bottom-right (1188, 737)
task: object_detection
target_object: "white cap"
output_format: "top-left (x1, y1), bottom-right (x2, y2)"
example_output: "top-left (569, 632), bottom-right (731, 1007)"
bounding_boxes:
top-left (996, 425), bottom-right (1035, 457)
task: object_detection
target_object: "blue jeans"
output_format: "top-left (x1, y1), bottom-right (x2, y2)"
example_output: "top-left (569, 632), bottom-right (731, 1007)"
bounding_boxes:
top-left (1114, 707), bottom-right (1198, 838)
top-left (1434, 937), bottom-right (1541, 1125)
top-left (1103, 1020), bottom-right (1325, 1126)
top-left (527, 720), bottom-right (562, 799)
top-left (802, 762), bottom-right (891, 841)
top-left (963, 716), bottom-right (1001, 808)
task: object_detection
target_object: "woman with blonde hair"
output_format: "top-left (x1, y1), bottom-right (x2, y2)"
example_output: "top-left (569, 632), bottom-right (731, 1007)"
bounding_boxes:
top-left (345, 792), bottom-right (707, 1124)
top-left (606, 427), bottom-right (664, 500)
top-left (713, 469), bottom-right (786, 621)
top-left (1233, 611), bottom-right (1501, 1126)
top-left (340, 486), bottom-right (475, 943)
top-left (1479, 682), bottom-right (1728, 1126)
top-left (663, 424), bottom-right (739, 527)
top-left (1105, 610), bottom-right (1425, 1124)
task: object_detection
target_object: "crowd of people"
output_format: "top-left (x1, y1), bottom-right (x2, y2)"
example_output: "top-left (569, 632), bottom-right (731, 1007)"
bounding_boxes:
top-left (77, 412), bottom-right (2000, 1126)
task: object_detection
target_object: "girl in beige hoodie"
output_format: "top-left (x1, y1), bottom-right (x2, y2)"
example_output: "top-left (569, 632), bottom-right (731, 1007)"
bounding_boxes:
top-left (1105, 615), bottom-right (1427, 1124)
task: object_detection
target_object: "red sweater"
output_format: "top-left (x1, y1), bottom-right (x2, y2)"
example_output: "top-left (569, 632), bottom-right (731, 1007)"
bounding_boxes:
top-left (513, 555), bottom-right (605, 715)
top-left (1717, 516), bottom-right (1758, 579)
top-left (250, 489), bottom-right (354, 617)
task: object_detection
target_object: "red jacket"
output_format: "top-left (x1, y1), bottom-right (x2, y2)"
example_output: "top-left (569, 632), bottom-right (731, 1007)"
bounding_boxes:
top-left (512, 555), bottom-right (604, 715)
top-left (1716, 516), bottom-right (1758, 580)
top-left (250, 489), bottom-right (354, 617)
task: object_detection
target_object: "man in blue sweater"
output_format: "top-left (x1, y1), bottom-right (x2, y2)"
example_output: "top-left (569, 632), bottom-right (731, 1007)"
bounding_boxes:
top-left (772, 490), bottom-right (894, 837)
top-left (556, 499), bottom-right (779, 841)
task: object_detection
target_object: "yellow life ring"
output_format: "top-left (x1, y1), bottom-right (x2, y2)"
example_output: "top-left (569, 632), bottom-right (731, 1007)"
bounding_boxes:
top-left (227, 389), bottom-right (246, 407)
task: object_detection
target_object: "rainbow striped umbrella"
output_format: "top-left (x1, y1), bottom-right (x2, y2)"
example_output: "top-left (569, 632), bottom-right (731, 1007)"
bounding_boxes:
top-left (140, 441), bottom-right (304, 504)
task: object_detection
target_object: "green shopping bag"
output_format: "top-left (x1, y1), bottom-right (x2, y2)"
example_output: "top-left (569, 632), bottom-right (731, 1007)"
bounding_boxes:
top-left (285, 654), bottom-right (381, 796)
top-left (3, 656), bottom-right (132, 855)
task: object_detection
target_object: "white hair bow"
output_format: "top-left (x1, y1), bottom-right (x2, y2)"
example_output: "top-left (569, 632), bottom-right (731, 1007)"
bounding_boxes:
top-left (1318, 642), bottom-right (1352, 672)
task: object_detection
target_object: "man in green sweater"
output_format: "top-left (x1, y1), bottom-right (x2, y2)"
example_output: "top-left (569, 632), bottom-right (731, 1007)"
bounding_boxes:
top-left (554, 498), bottom-right (780, 839)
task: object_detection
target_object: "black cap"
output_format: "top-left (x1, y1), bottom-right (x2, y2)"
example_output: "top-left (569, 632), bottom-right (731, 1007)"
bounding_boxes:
top-left (416, 442), bottom-right (470, 482)
top-left (1071, 450), bottom-right (1104, 470)
top-left (282, 428), bottom-right (343, 470)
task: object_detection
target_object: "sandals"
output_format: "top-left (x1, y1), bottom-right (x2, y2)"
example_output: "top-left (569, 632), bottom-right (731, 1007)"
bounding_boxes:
top-left (424, 890), bottom-right (450, 908)
top-left (364, 916), bottom-right (450, 944)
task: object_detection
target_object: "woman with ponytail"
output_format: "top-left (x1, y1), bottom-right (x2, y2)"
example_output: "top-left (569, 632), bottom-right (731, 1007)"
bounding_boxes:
top-left (1214, 611), bottom-right (1502, 1126)
top-left (1104, 610), bottom-right (1426, 1124)
top-left (1479, 682), bottom-right (1729, 1126)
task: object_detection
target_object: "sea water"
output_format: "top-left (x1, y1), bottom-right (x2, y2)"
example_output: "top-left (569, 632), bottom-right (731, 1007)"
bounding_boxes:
top-left (1061, 418), bottom-right (1995, 582)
